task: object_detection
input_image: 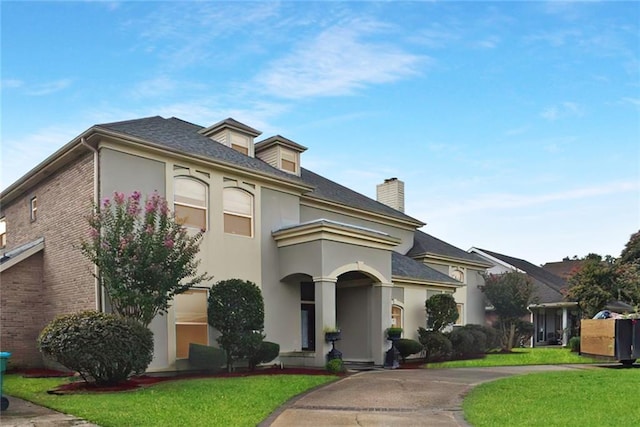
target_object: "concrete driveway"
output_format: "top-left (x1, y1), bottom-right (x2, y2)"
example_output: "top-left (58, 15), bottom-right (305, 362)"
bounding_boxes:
top-left (261, 365), bottom-right (586, 426)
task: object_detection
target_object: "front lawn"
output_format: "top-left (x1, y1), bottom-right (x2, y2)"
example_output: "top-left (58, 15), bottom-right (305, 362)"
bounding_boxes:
top-left (427, 347), bottom-right (597, 368)
top-left (464, 367), bottom-right (640, 426)
top-left (4, 374), bottom-right (336, 426)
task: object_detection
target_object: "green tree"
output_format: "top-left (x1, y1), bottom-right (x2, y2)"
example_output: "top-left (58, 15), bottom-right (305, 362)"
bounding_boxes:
top-left (207, 279), bottom-right (265, 372)
top-left (425, 293), bottom-right (458, 331)
top-left (566, 254), bottom-right (619, 318)
top-left (480, 272), bottom-right (534, 351)
top-left (616, 230), bottom-right (640, 310)
top-left (80, 191), bottom-right (210, 327)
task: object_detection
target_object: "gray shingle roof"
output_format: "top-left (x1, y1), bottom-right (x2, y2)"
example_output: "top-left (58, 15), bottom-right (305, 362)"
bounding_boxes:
top-left (96, 116), bottom-right (422, 225)
top-left (96, 116), bottom-right (306, 185)
top-left (392, 252), bottom-right (460, 284)
top-left (300, 169), bottom-right (423, 225)
top-left (477, 248), bottom-right (567, 304)
top-left (408, 230), bottom-right (489, 264)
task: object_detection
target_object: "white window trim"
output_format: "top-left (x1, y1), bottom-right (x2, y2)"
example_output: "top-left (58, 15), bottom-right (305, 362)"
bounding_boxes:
top-left (29, 196), bottom-right (37, 222)
top-left (174, 176), bottom-right (208, 231)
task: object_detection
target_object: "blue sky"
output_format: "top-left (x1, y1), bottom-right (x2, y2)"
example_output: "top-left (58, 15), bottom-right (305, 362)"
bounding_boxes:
top-left (2, 1), bottom-right (639, 265)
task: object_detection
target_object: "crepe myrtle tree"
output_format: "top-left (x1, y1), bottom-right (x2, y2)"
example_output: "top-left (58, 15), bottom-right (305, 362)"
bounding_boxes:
top-left (80, 191), bottom-right (211, 327)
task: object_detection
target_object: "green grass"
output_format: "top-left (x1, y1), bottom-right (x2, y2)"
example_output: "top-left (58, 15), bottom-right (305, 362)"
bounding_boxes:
top-left (427, 348), bottom-right (598, 368)
top-left (464, 368), bottom-right (640, 426)
top-left (3, 374), bottom-right (336, 426)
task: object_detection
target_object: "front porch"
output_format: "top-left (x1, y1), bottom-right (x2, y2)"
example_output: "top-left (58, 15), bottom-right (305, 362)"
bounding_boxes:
top-left (529, 302), bottom-right (579, 347)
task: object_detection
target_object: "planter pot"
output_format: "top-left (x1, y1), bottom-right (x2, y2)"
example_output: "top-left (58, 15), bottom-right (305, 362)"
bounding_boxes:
top-left (325, 331), bottom-right (341, 342)
top-left (387, 330), bottom-right (402, 340)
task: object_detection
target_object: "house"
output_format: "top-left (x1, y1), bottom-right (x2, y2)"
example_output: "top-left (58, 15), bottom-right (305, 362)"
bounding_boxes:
top-left (542, 258), bottom-right (584, 280)
top-left (469, 248), bottom-right (578, 346)
top-left (1, 116), bottom-right (487, 370)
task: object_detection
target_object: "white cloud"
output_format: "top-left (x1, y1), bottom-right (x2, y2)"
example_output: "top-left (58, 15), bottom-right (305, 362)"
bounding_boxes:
top-left (540, 102), bottom-right (584, 121)
top-left (255, 19), bottom-right (426, 99)
top-left (621, 97), bottom-right (640, 107)
top-left (1, 79), bottom-right (23, 89)
top-left (473, 35), bottom-right (501, 49)
top-left (26, 79), bottom-right (72, 96)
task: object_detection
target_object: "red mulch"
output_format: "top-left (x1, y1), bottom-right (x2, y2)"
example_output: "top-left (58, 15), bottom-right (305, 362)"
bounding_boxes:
top-left (46, 366), bottom-right (340, 394)
top-left (9, 368), bottom-right (74, 378)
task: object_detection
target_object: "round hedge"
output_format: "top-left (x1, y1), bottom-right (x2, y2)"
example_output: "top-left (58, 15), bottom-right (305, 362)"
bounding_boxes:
top-left (37, 311), bottom-right (153, 385)
top-left (395, 338), bottom-right (423, 362)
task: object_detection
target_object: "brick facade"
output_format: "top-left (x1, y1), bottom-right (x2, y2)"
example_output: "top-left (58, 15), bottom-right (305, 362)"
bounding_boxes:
top-left (0, 153), bottom-right (96, 367)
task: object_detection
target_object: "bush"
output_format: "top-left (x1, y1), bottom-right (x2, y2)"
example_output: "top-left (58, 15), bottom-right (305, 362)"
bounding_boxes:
top-left (446, 328), bottom-right (475, 358)
top-left (418, 328), bottom-right (452, 362)
top-left (188, 343), bottom-right (225, 372)
top-left (248, 341), bottom-right (280, 370)
top-left (425, 294), bottom-right (458, 331)
top-left (325, 358), bottom-right (346, 374)
top-left (395, 338), bottom-right (423, 363)
top-left (462, 324), bottom-right (500, 352)
top-left (208, 279), bottom-right (265, 372)
top-left (37, 311), bottom-right (153, 385)
top-left (569, 336), bottom-right (580, 352)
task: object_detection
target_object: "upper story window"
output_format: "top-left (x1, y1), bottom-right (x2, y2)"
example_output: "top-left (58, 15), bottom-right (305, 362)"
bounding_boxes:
top-left (451, 269), bottom-right (464, 282)
top-left (223, 188), bottom-right (253, 237)
top-left (30, 197), bottom-right (37, 222)
top-left (231, 134), bottom-right (250, 155)
top-left (0, 218), bottom-right (6, 248)
top-left (174, 177), bottom-right (208, 231)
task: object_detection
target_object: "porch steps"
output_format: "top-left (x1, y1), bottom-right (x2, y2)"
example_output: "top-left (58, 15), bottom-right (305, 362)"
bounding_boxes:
top-left (343, 361), bottom-right (382, 372)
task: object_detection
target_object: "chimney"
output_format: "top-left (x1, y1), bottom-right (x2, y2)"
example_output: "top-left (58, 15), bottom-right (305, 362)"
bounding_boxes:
top-left (376, 178), bottom-right (404, 212)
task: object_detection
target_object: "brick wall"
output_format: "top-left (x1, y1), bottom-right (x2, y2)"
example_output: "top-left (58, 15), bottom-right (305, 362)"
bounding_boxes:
top-left (0, 253), bottom-right (44, 368)
top-left (0, 153), bottom-right (96, 367)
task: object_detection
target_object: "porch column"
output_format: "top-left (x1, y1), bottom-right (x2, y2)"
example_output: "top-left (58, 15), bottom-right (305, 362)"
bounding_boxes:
top-left (313, 277), bottom-right (337, 367)
top-left (371, 282), bottom-right (393, 365)
top-left (562, 307), bottom-right (569, 346)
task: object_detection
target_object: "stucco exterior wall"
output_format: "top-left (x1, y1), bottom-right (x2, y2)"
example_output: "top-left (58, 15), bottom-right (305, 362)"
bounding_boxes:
top-left (260, 188), bottom-right (302, 352)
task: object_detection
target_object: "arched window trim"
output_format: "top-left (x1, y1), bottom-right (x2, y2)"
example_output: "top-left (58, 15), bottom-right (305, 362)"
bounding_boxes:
top-left (391, 303), bottom-right (403, 330)
top-left (173, 175), bottom-right (208, 231)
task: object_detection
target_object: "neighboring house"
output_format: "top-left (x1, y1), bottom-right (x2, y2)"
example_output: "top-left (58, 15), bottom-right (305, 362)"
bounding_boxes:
top-left (0, 116), bottom-right (487, 370)
top-left (469, 248), bottom-right (578, 346)
top-left (542, 259), bottom-right (584, 281)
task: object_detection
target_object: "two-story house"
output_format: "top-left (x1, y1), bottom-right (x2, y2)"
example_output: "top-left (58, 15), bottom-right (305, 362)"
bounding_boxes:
top-left (1, 116), bottom-right (487, 370)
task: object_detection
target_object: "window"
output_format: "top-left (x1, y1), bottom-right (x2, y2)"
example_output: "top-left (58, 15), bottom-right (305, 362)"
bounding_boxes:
top-left (30, 197), bottom-right (37, 222)
top-left (231, 134), bottom-right (249, 155)
top-left (450, 268), bottom-right (464, 283)
top-left (174, 178), bottom-right (207, 230)
top-left (223, 188), bottom-right (253, 236)
top-left (0, 218), bottom-right (6, 248)
top-left (281, 150), bottom-right (297, 174)
top-left (391, 305), bottom-right (403, 329)
top-left (455, 304), bottom-right (464, 326)
top-left (175, 289), bottom-right (209, 359)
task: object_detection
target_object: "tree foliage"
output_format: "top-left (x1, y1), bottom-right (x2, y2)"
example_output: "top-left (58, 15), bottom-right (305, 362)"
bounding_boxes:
top-left (566, 232), bottom-right (640, 318)
top-left (207, 279), bottom-right (265, 372)
top-left (425, 293), bottom-right (458, 331)
top-left (480, 272), bottom-right (534, 351)
top-left (80, 191), bottom-right (210, 327)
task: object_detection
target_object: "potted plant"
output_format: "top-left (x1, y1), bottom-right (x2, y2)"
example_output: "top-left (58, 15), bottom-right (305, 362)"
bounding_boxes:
top-left (324, 326), bottom-right (341, 342)
top-left (386, 327), bottom-right (403, 340)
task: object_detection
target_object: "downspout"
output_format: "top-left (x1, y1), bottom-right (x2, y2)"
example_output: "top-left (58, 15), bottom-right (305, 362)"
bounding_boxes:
top-left (81, 137), bottom-right (102, 312)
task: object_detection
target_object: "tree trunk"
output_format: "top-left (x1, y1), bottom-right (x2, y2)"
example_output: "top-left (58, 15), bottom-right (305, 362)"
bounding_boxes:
top-left (506, 322), bottom-right (516, 352)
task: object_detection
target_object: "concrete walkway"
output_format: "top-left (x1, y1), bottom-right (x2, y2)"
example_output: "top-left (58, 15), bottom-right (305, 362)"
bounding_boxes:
top-left (261, 365), bottom-right (588, 426)
top-left (0, 396), bottom-right (99, 427)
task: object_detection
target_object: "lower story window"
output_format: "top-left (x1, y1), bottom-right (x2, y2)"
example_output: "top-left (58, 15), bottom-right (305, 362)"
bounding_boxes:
top-left (455, 303), bottom-right (464, 326)
top-left (392, 305), bottom-right (403, 329)
top-left (175, 289), bottom-right (208, 359)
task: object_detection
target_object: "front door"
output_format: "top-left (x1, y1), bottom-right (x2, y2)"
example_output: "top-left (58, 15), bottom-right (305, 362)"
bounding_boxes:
top-left (301, 303), bottom-right (315, 351)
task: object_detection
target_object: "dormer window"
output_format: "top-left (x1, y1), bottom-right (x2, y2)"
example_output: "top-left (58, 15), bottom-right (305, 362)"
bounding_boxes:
top-left (255, 135), bottom-right (307, 177)
top-left (198, 118), bottom-right (261, 158)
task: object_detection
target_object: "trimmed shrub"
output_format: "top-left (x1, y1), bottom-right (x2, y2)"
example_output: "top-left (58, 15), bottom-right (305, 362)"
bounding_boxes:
top-left (446, 328), bottom-right (475, 358)
top-left (425, 294), bottom-right (458, 331)
top-left (37, 311), bottom-right (153, 385)
top-left (188, 343), bottom-right (226, 372)
top-left (395, 338), bottom-right (423, 363)
top-left (569, 336), bottom-right (580, 352)
top-left (418, 328), bottom-right (452, 362)
top-left (249, 341), bottom-right (280, 370)
top-left (461, 324), bottom-right (499, 352)
top-left (326, 358), bottom-right (346, 374)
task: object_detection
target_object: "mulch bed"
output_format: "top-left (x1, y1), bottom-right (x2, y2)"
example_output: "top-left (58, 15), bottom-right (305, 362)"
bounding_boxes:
top-left (38, 366), bottom-right (340, 394)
